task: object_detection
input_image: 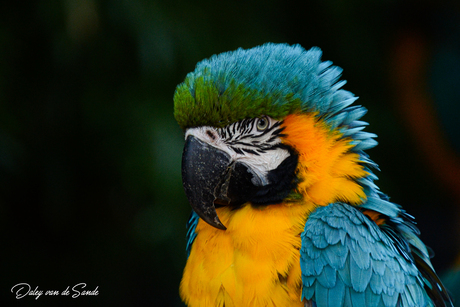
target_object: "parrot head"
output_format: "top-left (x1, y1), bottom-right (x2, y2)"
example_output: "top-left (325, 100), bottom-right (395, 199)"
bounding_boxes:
top-left (174, 43), bottom-right (377, 230)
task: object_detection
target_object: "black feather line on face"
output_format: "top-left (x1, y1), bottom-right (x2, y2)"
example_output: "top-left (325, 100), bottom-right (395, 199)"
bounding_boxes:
top-left (219, 118), bottom-right (284, 143)
top-left (231, 147), bottom-right (244, 155)
top-left (227, 139), bottom-right (257, 146)
top-left (240, 148), bottom-right (260, 155)
top-left (211, 118), bottom-right (297, 207)
top-left (238, 134), bottom-right (258, 141)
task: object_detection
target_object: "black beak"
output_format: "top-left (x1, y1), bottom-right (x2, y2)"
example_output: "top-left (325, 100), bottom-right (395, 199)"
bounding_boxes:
top-left (182, 135), bottom-right (298, 230)
top-left (181, 135), bottom-right (231, 230)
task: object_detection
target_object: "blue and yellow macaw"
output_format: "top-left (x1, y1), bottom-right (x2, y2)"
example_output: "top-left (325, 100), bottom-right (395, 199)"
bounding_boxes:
top-left (173, 43), bottom-right (453, 307)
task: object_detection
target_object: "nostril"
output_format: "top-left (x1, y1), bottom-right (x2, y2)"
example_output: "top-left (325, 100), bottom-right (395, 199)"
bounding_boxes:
top-left (206, 130), bottom-right (216, 141)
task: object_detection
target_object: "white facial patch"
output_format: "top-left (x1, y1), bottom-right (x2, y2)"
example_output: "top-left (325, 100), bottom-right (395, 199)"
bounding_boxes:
top-left (185, 117), bottom-right (291, 186)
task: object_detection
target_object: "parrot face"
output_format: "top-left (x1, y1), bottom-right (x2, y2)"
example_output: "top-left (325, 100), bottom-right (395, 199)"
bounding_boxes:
top-left (181, 116), bottom-right (297, 229)
top-left (174, 43), bottom-right (453, 307)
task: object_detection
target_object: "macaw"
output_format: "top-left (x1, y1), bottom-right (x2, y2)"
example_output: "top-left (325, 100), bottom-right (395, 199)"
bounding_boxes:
top-left (173, 43), bottom-right (453, 307)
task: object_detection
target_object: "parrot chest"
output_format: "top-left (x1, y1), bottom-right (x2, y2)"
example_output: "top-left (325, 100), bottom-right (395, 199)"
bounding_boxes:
top-left (180, 204), bottom-right (310, 307)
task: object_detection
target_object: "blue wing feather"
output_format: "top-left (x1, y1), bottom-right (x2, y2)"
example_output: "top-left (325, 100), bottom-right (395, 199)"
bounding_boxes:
top-left (350, 290), bottom-right (366, 306)
top-left (185, 210), bottom-right (200, 258)
top-left (317, 265), bottom-right (337, 288)
top-left (300, 203), bottom-right (434, 307)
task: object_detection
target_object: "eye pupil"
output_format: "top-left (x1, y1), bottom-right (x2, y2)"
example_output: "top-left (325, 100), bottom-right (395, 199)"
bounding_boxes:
top-left (256, 117), bottom-right (269, 131)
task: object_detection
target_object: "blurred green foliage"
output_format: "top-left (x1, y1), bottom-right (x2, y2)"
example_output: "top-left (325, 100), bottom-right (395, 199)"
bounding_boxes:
top-left (1, 0), bottom-right (459, 306)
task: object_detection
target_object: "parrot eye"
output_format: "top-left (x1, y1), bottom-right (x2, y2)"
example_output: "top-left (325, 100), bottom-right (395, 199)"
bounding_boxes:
top-left (256, 116), bottom-right (269, 131)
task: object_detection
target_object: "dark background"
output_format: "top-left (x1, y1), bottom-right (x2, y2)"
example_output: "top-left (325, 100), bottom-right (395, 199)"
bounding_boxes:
top-left (2, 0), bottom-right (460, 306)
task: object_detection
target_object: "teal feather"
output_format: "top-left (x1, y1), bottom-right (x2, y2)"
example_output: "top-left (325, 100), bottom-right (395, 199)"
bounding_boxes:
top-left (316, 265), bottom-right (337, 288)
top-left (361, 196), bottom-right (400, 218)
top-left (373, 259), bottom-right (386, 276)
top-left (352, 131), bottom-right (378, 140)
top-left (303, 286), bottom-right (315, 301)
top-left (304, 238), bottom-right (322, 260)
top-left (327, 112), bottom-right (348, 130)
top-left (350, 290), bottom-right (366, 306)
top-left (383, 266), bottom-right (396, 289)
top-left (302, 275), bottom-right (316, 287)
top-left (314, 256), bottom-right (327, 276)
top-left (314, 282), bottom-right (329, 305)
top-left (341, 125), bottom-right (366, 137)
top-left (328, 280), bottom-right (346, 306)
top-left (338, 255), bottom-right (353, 288)
top-left (349, 239), bottom-right (371, 270)
top-left (312, 233), bottom-right (330, 249)
top-left (402, 292), bottom-right (413, 307)
top-left (341, 106), bottom-right (368, 125)
top-left (323, 224), bottom-right (345, 245)
top-left (343, 288), bottom-right (353, 306)
top-left (328, 95), bottom-right (357, 116)
top-left (300, 203), bottom-right (433, 307)
top-left (406, 283), bottom-right (423, 305)
top-left (348, 120), bottom-right (369, 128)
top-left (382, 292), bottom-right (399, 306)
top-left (300, 258), bottom-right (316, 276)
top-left (351, 138), bottom-right (379, 151)
top-left (365, 289), bottom-right (383, 306)
top-left (369, 273), bottom-right (384, 294)
top-left (350, 258), bottom-right (373, 291)
top-left (323, 243), bottom-right (348, 269)
top-left (185, 211), bottom-right (199, 257)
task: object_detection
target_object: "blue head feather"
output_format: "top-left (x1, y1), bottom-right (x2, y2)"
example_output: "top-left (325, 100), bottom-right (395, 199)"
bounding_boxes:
top-left (174, 43), bottom-right (369, 132)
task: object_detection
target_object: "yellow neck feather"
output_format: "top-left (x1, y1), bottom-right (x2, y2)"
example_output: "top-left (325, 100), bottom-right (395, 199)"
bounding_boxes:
top-left (180, 204), bottom-right (308, 307)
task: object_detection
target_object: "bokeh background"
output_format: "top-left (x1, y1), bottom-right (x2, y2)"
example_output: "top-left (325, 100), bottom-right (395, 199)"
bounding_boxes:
top-left (2, 0), bottom-right (460, 306)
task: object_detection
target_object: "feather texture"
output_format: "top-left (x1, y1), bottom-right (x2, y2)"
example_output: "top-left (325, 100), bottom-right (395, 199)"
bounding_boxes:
top-left (300, 203), bottom-right (434, 307)
top-left (174, 43), bottom-right (370, 132)
top-left (176, 43), bottom-right (453, 307)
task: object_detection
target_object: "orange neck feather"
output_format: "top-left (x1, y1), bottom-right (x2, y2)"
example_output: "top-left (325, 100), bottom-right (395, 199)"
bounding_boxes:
top-left (281, 113), bottom-right (367, 207)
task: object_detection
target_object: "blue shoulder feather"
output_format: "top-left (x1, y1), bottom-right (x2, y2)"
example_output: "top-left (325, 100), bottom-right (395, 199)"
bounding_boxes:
top-left (300, 202), bottom-right (435, 307)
